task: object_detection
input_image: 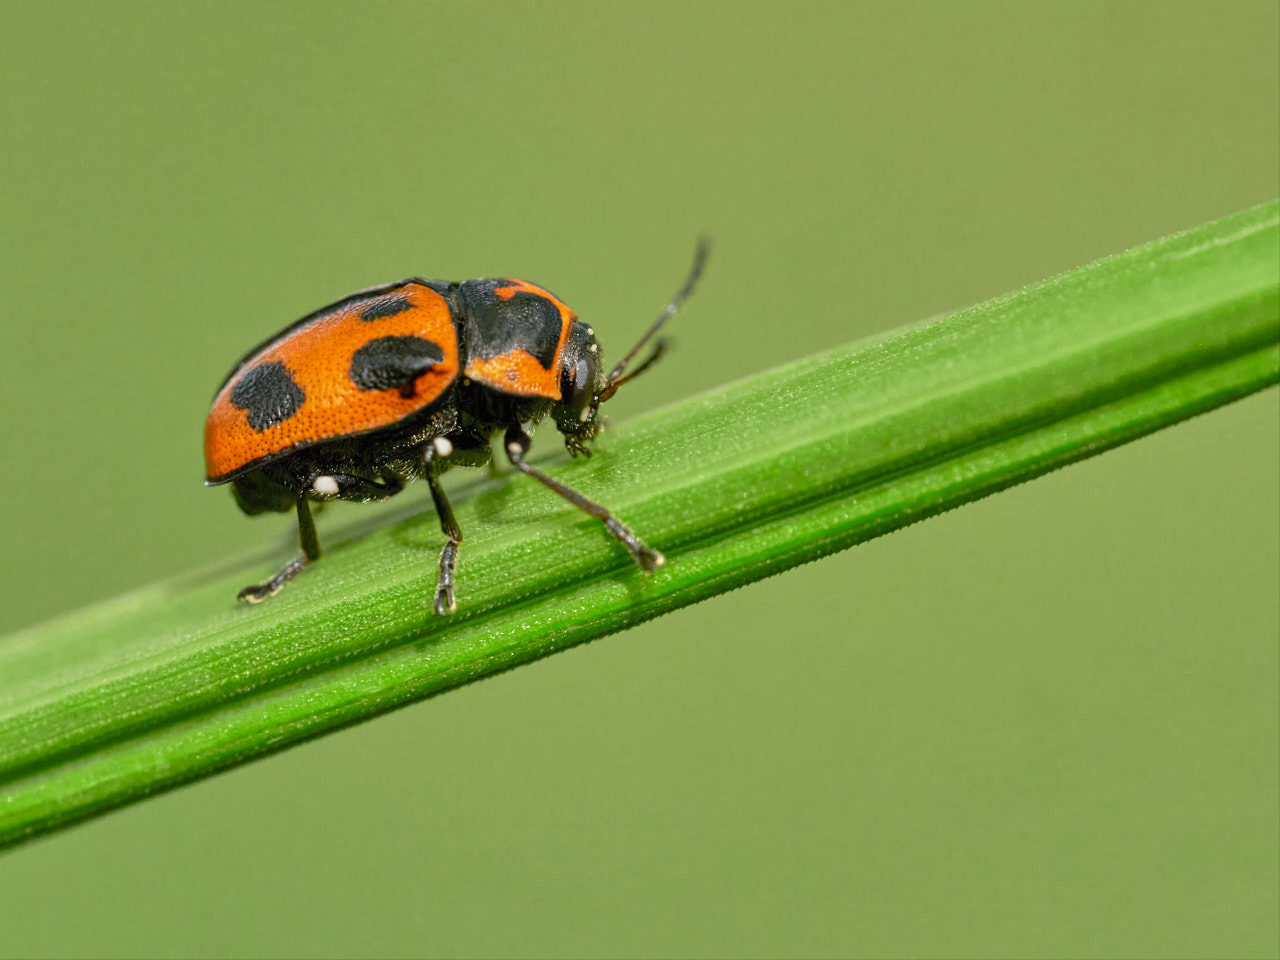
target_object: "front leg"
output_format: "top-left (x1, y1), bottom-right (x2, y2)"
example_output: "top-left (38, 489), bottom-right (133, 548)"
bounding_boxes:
top-left (503, 426), bottom-right (664, 572)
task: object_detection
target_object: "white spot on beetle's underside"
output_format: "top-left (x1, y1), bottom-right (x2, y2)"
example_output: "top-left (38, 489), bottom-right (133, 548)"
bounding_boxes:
top-left (588, 343), bottom-right (598, 353)
top-left (579, 406), bottom-right (593, 422)
top-left (507, 441), bottom-right (522, 456)
top-left (433, 436), bottom-right (453, 457)
top-left (312, 475), bottom-right (339, 496)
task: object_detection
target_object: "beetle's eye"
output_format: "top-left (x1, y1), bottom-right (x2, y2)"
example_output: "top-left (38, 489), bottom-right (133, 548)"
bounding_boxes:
top-left (557, 320), bottom-right (602, 432)
top-left (567, 354), bottom-right (596, 415)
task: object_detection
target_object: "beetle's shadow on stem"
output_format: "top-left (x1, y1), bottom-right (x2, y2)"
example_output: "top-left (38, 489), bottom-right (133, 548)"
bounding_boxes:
top-left (176, 439), bottom-right (660, 624)
top-left (196, 439), bottom-right (627, 594)
top-left (349, 448), bottom-right (567, 553)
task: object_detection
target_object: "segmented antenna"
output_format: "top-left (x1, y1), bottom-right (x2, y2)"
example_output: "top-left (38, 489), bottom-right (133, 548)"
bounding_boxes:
top-left (598, 238), bottom-right (710, 402)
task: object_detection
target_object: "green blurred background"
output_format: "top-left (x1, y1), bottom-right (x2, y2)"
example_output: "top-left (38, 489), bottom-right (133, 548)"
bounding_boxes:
top-left (1, 2), bottom-right (1277, 957)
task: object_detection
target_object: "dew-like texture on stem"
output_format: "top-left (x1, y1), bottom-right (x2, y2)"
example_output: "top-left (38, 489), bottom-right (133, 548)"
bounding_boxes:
top-left (0, 201), bottom-right (1277, 849)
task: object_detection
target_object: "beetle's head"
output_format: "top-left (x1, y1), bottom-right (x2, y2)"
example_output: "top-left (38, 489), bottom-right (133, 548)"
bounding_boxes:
top-left (552, 320), bottom-right (607, 456)
top-left (552, 239), bottom-right (710, 459)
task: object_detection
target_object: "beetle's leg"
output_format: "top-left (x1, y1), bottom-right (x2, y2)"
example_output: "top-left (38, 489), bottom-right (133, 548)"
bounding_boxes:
top-left (503, 426), bottom-right (664, 572)
top-left (423, 446), bottom-right (463, 615)
top-left (239, 496), bottom-right (320, 603)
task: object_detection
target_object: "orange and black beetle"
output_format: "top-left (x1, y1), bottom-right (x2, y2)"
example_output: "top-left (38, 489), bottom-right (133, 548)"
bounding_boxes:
top-left (204, 242), bottom-right (708, 615)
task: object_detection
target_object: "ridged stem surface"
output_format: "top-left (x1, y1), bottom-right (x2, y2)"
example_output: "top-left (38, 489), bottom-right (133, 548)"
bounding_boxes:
top-left (1, 201), bottom-right (1276, 849)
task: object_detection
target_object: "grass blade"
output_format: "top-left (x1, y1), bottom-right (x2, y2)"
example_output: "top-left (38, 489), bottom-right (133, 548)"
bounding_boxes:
top-left (1, 201), bottom-right (1277, 849)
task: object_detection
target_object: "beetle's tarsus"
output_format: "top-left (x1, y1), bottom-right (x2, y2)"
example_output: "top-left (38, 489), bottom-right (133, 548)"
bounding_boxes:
top-left (636, 546), bottom-right (665, 573)
top-left (238, 584), bottom-right (272, 604)
top-left (434, 538), bottom-right (460, 615)
top-left (237, 552), bottom-right (309, 605)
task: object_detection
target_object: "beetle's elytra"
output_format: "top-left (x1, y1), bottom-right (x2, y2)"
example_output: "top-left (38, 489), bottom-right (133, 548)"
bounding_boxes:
top-left (204, 242), bottom-right (708, 614)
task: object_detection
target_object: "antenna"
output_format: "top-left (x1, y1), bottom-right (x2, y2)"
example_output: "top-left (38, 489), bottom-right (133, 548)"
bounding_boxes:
top-left (598, 237), bottom-right (710, 402)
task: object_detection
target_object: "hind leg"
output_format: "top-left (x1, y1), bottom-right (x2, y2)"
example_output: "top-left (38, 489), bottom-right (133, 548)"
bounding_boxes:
top-left (238, 472), bottom-right (404, 603)
top-left (239, 496), bottom-right (321, 603)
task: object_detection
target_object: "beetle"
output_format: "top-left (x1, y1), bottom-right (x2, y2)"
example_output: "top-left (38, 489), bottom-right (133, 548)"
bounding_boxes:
top-left (204, 241), bottom-right (708, 615)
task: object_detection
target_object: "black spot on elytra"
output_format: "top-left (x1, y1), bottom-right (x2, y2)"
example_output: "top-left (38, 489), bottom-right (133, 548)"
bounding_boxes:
top-left (230, 361), bottom-right (305, 431)
top-left (359, 296), bottom-right (414, 321)
top-left (350, 335), bottom-right (445, 395)
top-left (457, 280), bottom-right (563, 369)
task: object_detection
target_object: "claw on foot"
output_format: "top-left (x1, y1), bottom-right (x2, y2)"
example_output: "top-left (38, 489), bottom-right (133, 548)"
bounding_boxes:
top-left (635, 547), bottom-right (665, 573)
top-left (238, 583), bottom-right (275, 604)
top-left (433, 586), bottom-right (456, 616)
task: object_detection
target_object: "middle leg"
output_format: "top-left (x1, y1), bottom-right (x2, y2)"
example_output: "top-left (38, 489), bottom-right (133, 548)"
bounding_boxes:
top-left (423, 444), bottom-right (464, 615)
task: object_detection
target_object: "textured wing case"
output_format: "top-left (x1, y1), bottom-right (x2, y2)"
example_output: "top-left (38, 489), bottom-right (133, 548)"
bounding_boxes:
top-left (204, 281), bottom-right (459, 482)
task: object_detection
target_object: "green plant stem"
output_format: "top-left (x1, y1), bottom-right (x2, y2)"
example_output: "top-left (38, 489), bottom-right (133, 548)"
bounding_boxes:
top-left (1, 202), bottom-right (1277, 850)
